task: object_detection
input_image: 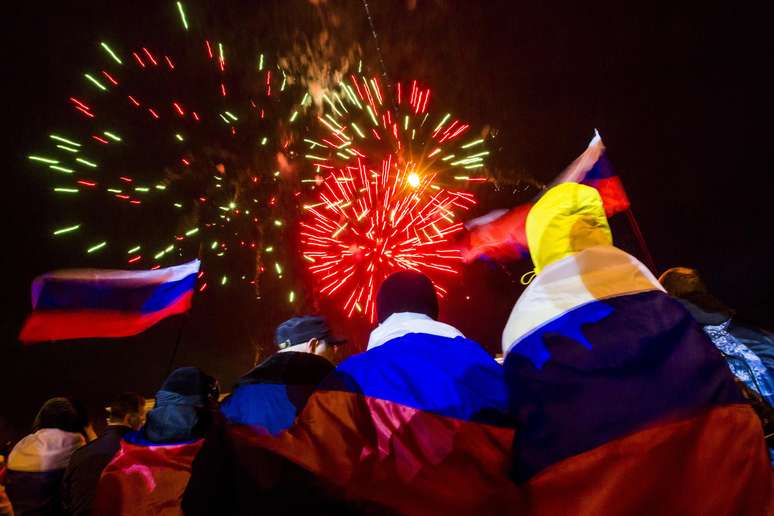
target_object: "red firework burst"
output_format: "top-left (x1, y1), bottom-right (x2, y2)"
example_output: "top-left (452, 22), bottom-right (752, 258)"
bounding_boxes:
top-left (300, 77), bottom-right (488, 321)
top-left (302, 155), bottom-right (477, 322)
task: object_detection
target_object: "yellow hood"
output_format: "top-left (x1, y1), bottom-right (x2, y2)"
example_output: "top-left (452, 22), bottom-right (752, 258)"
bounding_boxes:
top-left (526, 182), bottom-right (613, 274)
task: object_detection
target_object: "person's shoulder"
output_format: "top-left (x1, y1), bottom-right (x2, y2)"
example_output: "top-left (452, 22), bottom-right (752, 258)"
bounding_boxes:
top-left (239, 351), bottom-right (334, 386)
top-left (66, 433), bottom-right (111, 466)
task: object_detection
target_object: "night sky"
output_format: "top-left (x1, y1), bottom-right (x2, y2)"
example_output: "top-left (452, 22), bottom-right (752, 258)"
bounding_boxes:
top-left (3, 1), bottom-right (773, 443)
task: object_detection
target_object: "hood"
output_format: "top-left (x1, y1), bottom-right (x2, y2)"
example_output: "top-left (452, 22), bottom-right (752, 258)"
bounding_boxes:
top-left (526, 182), bottom-right (613, 275)
top-left (367, 312), bottom-right (464, 350)
top-left (8, 428), bottom-right (84, 472)
top-left (502, 245), bottom-right (662, 355)
top-left (143, 391), bottom-right (203, 444)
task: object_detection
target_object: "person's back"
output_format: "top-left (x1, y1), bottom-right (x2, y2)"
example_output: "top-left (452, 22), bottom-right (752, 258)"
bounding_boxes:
top-left (61, 393), bottom-right (145, 516)
top-left (93, 368), bottom-right (217, 516)
top-left (501, 183), bottom-right (772, 514)
top-left (220, 316), bottom-right (341, 433)
top-left (183, 317), bottom-right (342, 515)
top-left (256, 272), bottom-right (516, 514)
top-left (6, 398), bottom-right (86, 516)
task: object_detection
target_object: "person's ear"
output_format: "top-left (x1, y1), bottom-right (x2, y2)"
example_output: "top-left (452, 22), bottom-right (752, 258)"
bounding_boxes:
top-left (308, 338), bottom-right (319, 353)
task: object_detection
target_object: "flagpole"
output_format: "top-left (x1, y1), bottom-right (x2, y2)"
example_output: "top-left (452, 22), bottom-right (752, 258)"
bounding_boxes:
top-left (165, 311), bottom-right (189, 377)
top-left (624, 207), bottom-right (657, 273)
top-left (164, 242), bottom-right (204, 378)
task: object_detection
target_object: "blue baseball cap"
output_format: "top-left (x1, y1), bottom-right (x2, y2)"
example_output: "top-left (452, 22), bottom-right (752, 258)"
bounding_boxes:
top-left (275, 316), bottom-right (346, 350)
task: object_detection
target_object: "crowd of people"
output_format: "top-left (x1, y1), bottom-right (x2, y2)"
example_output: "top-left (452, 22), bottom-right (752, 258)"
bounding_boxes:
top-left (2, 182), bottom-right (773, 515)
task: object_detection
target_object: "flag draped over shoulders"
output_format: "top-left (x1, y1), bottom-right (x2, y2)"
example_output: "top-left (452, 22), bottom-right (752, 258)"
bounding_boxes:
top-left (251, 329), bottom-right (519, 514)
top-left (501, 182), bottom-right (772, 514)
top-left (93, 433), bottom-right (204, 516)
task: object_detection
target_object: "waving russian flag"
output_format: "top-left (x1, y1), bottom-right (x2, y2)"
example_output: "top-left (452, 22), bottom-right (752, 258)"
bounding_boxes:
top-left (501, 183), bottom-right (772, 514)
top-left (464, 130), bottom-right (629, 262)
top-left (249, 319), bottom-right (518, 514)
top-left (19, 260), bottom-right (200, 342)
top-left (552, 129), bottom-right (629, 216)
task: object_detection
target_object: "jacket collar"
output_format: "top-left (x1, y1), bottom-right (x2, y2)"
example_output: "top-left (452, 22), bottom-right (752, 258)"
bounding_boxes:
top-left (367, 312), bottom-right (464, 350)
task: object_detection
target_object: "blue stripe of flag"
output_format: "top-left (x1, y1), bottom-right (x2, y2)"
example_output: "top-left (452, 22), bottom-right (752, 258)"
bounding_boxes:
top-left (505, 290), bottom-right (743, 481)
top-left (35, 273), bottom-right (197, 314)
top-left (582, 151), bottom-right (616, 181)
top-left (326, 333), bottom-right (511, 426)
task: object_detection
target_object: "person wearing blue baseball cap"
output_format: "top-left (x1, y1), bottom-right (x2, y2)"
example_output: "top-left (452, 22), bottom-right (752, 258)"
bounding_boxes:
top-left (182, 316), bottom-right (352, 515)
top-left (221, 315), bottom-right (348, 433)
top-left (275, 315), bottom-right (348, 365)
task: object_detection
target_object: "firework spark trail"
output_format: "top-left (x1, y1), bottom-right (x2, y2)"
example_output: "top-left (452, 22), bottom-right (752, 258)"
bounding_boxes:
top-left (301, 76), bottom-right (489, 321)
top-left (27, 2), bottom-right (308, 301)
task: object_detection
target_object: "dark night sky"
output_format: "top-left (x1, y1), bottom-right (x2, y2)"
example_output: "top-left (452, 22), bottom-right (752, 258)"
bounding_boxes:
top-left (2, 1), bottom-right (773, 441)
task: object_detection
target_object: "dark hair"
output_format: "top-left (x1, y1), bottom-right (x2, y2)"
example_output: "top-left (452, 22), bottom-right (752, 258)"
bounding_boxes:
top-left (32, 397), bottom-right (83, 434)
top-left (659, 267), bottom-right (730, 314)
top-left (107, 393), bottom-right (146, 422)
top-left (376, 271), bottom-right (439, 323)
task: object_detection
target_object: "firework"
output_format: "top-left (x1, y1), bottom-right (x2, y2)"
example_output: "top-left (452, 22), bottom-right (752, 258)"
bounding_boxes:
top-left (27, 3), bottom-right (307, 299)
top-left (301, 77), bottom-right (488, 321)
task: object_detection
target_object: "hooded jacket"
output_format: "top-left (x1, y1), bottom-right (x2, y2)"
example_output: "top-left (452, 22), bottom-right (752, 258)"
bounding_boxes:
top-left (93, 368), bottom-right (214, 516)
top-left (6, 428), bottom-right (84, 515)
top-left (501, 183), bottom-right (772, 514)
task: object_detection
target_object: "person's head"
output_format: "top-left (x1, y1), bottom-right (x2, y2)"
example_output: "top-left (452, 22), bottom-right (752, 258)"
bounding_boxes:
top-left (658, 267), bottom-right (706, 298)
top-left (106, 393), bottom-right (146, 430)
top-left (157, 367), bottom-right (219, 408)
top-left (144, 367), bottom-right (218, 443)
top-left (526, 182), bottom-right (612, 275)
top-left (658, 267), bottom-right (729, 313)
top-left (69, 398), bottom-right (97, 441)
top-left (276, 315), bottom-right (347, 364)
top-left (375, 270), bottom-right (439, 324)
top-left (32, 397), bottom-right (83, 434)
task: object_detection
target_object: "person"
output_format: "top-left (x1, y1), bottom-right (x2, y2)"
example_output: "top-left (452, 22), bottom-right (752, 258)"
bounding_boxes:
top-left (219, 316), bottom-right (344, 432)
top-left (92, 368), bottom-right (219, 515)
top-left (6, 398), bottom-right (87, 515)
top-left (182, 317), bottom-right (350, 515)
top-left (659, 266), bottom-right (774, 405)
top-left (251, 271), bottom-right (516, 514)
top-left (61, 393), bottom-right (146, 516)
top-left (501, 182), bottom-right (772, 514)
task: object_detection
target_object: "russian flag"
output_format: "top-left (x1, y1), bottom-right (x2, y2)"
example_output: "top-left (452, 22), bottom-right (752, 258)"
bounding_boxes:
top-left (552, 129), bottom-right (630, 217)
top-left (93, 435), bottom-right (204, 515)
top-left (463, 131), bottom-right (629, 262)
top-left (19, 260), bottom-right (200, 343)
top-left (248, 330), bottom-right (518, 513)
top-left (502, 246), bottom-right (772, 513)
